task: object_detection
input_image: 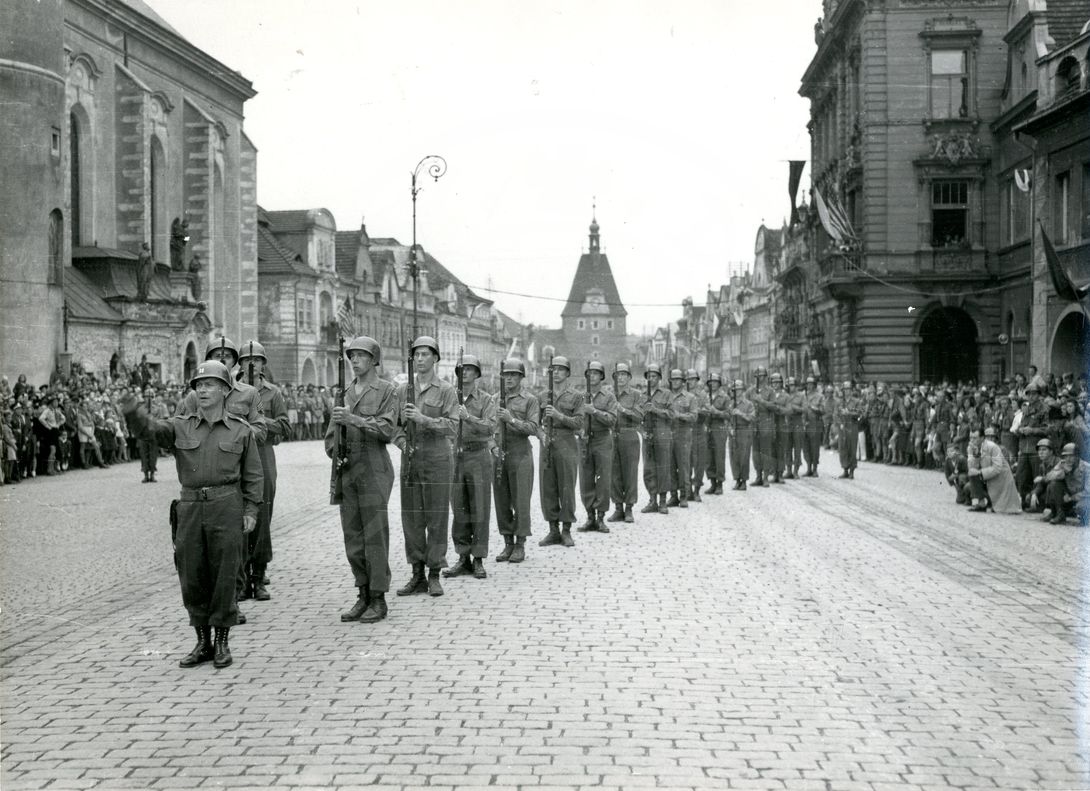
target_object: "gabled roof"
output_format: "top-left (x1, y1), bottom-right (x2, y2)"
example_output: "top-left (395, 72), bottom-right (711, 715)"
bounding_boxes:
top-left (117, 0), bottom-right (184, 38)
top-left (335, 230), bottom-right (369, 284)
top-left (369, 249), bottom-right (399, 290)
top-left (421, 251), bottom-right (491, 307)
top-left (1046, 0), bottom-right (1090, 49)
top-left (258, 209), bottom-right (312, 277)
top-left (493, 309), bottom-right (523, 339)
top-left (263, 210), bottom-right (315, 233)
top-left (64, 265), bottom-right (124, 322)
top-left (561, 250), bottom-right (626, 318)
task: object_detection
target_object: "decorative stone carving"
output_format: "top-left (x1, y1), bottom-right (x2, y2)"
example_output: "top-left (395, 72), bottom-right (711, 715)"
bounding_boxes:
top-left (929, 132), bottom-right (978, 164)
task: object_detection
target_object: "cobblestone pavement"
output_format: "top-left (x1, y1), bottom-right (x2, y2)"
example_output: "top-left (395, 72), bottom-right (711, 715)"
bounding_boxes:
top-left (1, 441), bottom-right (1088, 790)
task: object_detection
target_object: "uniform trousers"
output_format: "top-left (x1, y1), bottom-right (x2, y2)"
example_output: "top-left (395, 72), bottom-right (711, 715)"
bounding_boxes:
top-left (787, 419), bottom-right (803, 470)
top-left (772, 416), bottom-right (788, 475)
top-left (752, 418), bottom-right (774, 478)
top-left (496, 437), bottom-right (534, 537)
top-left (803, 421), bottom-right (822, 467)
top-left (540, 432), bottom-right (578, 523)
top-left (671, 425), bottom-right (692, 498)
top-left (690, 422), bottom-right (708, 490)
top-left (400, 437), bottom-right (451, 569)
top-left (176, 487), bottom-right (243, 627)
top-left (706, 420), bottom-right (728, 482)
top-left (580, 433), bottom-right (613, 513)
top-left (870, 418), bottom-right (887, 461)
top-left (839, 419), bottom-right (860, 470)
top-left (340, 445), bottom-right (394, 593)
top-left (451, 446), bottom-right (492, 558)
top-left (1015, 453), bottom-right (1040, 499)
top-left (239, 445), bottom-right (275, 594)
top-left (610, 428), bottom-right (641, 506)
top-left (730, 425), bottom-right (753, 482)
top-left (139, 436), bottom-right (159, 474)
top-left (642, 422), bottom-right (673, 496)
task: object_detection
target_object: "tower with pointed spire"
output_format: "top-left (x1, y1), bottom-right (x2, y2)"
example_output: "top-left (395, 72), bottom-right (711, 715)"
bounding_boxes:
top-left (558, 209), bottom-right (632, 372)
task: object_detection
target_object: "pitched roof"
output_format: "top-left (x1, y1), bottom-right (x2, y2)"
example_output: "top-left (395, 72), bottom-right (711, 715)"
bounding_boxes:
top-left (493, 309), bottom-right (523, 339)
top-left (263, 210), bottom-right (314, 233)
top-left (116, 0), bottom-right (185, 38)
top-left (335, 230), bottom-right (369, 284)
top-left (369, 249), bottom-right (398, 289)
top-left (257, 210), bottom-right (312, 277)
top-left (421, 251), bottom-right (491, 306)
top-left (64, 265), bottom-right (123, 322)
top-left (561, 250), bottom-right (626, 318)
top-left (1046, 0), bottom-right (1090, 49)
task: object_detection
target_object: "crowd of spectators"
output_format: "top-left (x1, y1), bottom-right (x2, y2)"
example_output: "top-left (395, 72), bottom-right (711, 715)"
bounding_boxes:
top-left (0, 361), bottom-right (337, 487)
top-left (829, 364), bottom-right (1088, 525)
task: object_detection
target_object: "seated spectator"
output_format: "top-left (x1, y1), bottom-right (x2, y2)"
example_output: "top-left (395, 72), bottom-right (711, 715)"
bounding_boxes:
top-left (1041, 443), bottom-right (1089, 525)
top-left (1028, 439), bottom-right (1059, 513)
top-left (944, 445), bottom-right (969, 505)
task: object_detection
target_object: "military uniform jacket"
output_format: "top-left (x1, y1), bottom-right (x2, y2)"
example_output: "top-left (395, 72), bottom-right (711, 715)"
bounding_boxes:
top-left (129, 404), bottom-right (263, 519)
top-left (583, 388), bottom-right (618, 439)
top-left (836, 394), bottom-right (864, 425)
top-left (642, 385), bottom-right (672, 431)
top-left (748, 384), bottom-right (776, 425)
top-left (460, 387), bottom-right (497, 447)
top-left (803, 391), bottom-right (825, 424)
top-left (731, 393), bottom-right (756, 426)
top-left (668, 389), bottom-right (697, 428)
top-left (550, 380), bottom-right (583, 434)
top-left (499, 388), bottom-right (540, 439)
top-left (179, 379), bottom-right (267, 445)
top-left (326, 374), bottom-right (398, 449)
top-left (255, 378), bottom-right (291, 446)
top-left (785, 390), bottom-right (806, 426)
top-left (1017, 400), bottom-right (1049, 454)
top-left (689, 388), bottom-right (711, 426)
top-left (707, 390), bottom-right (732, 425)
top-left (613, 385), bottom-right (645, 430)
top-left (394, 376), bottom-right (458, 450)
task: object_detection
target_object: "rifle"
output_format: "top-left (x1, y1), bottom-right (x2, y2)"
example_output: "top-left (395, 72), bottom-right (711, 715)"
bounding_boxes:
top-left (454, 348), bottom-right (465, 477)
top-left (583, 365), bottom-right (593, 461)
top-left (405, 344), bottom-right (416, 486)
top-left (730, 385), bottom-right (738, 437)
top-left (329, 336), bottom-right (346, 505)
top-left (247, 341), bottom-right (255, 387)
top-left (544, 355), bottom-right (555, 470)
top-left (494, 358), bottom-right (506, 486)
top-left (645, 373), bottom-right (654, 453)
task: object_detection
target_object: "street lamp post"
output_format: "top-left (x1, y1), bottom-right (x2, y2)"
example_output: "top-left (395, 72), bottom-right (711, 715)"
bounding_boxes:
top-left (407, 155), bottom-right (447, 344)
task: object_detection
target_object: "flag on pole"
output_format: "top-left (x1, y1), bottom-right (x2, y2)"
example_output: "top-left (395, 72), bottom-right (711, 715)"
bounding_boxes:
top-left (813, 185), bottom-right (856, 245)
top-left (788, 161), bottom-right (806, 226)
top-left (1039, 221), bottom-right (1089, 302)
top-left (337, 296), bottom-right (356, 338)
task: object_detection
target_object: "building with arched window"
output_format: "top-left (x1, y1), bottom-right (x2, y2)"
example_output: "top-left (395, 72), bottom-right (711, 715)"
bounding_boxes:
top-left (0, 0), bottom-right (258, 385)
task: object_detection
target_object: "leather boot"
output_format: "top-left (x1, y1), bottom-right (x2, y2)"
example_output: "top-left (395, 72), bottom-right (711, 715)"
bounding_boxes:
top-left (704, 481), bottom-right (716, 494)
top-left (509, 538), bottom-right (526, 563)
top-left (496, 535), bottom-right (515, 560)
top-left (838, 469), bottom-right (850, 479)
top-left (538, 522), bottom-right (562, 547)
top-left (751, 475), bottom-right (763, 487)
top-left (678, 490), bottom-right (688, 508)
top-left (179, 626), bottom-right (213, 668)
top-left (142, 471), bottom-right (149, 483)
top-left (359, 592), bottom-right (387, 623)
top-left (640, 499), bottom-right (659, 514)
top-left (212, 627), bottom-right (232, 668)
top-left (576, 513), bottom-right (597, 532)
top-left (597, 511), bottom-right (610, 533)
top-left (236, 606), bottom-right (247, 625)
top-left (666, 492), bottom-right (680, 507)
top-left (340, 588), bottom-right (370, 622)
top-left (560, 523), bottom-right (575, 547)
top-left (428, 568), bottom-right (444, 596)
top-left (772, 473), bottom-right (784, 484)
top-left (251, 573), bottom-right (270, 602)
top-left (738, 480), bottom-right (747, 491)
top-left (442, 554), bottom-right (473, 577)
top-left (623, 504), bottom-right (634, 523)
top-left (658, 493), bottom-right (669, 514)
top-left (396, 562), bottom-right (428, 596)
top-left (713, 482), bottom-right (724, 494)
top-left (606, 504), bottom-right (625, 522)
top-left (472, 557), bottom-right (487, 579)
top-left (149, 472), bottom-right (156, 483)
top-left (784, 470), bottom-right (795, 480)
top-left (690, 488), bottom-right (702, 503)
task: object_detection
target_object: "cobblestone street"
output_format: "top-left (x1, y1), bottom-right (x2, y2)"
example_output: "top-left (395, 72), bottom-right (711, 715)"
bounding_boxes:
top-left (1, 441), bottom-right (1088, 790)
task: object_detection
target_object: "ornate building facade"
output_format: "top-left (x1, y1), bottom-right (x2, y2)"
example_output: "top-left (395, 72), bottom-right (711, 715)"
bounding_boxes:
top-left (1, 0), bottom-right (258, 385)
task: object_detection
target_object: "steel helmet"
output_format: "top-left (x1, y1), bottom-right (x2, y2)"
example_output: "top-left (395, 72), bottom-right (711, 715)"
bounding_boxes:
top-left (732, 379), bottom-right (745, 390)
top-left (644, 363), bottom-right (662, 379)
top-left (707, 372), bottom-right (722, 384)
top-left (237, 340), bottom-right (267, 363)
top-left (190, 360), bottom-right (233, 390)
top-left (552, 356), bottom-right (570, 371)
top-left (1036, 438), bottom-right (1052, 450)
top-left (204, 336), bottom-right (239, 362)
top-left (786, 376), bottom-right (797, 387)
top-left (613, 363), bottom-right (632, 377)
top-left (842, 380), bottom-right (852, 390)
top-left (346, 335), bottom-right (382, 366)
top-left (411, 335), bottom-right (440, 360)
top-left (805, 375), bottom-right (816, 385)
top-left (770, 371), bottom-right (784, 382)
top-left (669, 368), bottom-right (685, 380)
top-left (501, 358), bottom-right (526, 376)
top-left (755, 366), bottom-right (768, 378)
top-left (587, 361), bottom-right (606, 375)
top-left (458, 354), bottom-right (482, 375)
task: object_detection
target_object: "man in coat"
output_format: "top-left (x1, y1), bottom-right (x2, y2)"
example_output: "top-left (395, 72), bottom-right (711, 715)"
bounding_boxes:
top-left (975, 425), bottom-right (1022, 513)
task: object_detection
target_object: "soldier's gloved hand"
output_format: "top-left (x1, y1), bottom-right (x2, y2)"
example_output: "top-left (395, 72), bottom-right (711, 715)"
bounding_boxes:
top-left (243, 515), bottom-right (256, 534)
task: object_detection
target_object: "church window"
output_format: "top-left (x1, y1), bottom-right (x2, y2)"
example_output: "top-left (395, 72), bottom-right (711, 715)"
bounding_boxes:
top-left (48, 209), bottom-right (63, 285)
top-left (51, 127), bottom-right (61, 158)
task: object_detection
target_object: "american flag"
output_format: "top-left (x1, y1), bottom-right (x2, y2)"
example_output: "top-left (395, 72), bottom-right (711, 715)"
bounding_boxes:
top-left (813, 185), bottom-right (857, 246)
top-left (337, 296), bottom-right (356, 339)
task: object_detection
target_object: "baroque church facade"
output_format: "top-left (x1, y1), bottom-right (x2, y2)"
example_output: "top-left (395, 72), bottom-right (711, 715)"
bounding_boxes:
top-left (0, 0), bottom-right (257, 384)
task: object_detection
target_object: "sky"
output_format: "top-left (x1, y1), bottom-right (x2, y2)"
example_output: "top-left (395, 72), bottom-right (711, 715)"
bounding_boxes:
top-left (152, 0), bottom-right (817, 334)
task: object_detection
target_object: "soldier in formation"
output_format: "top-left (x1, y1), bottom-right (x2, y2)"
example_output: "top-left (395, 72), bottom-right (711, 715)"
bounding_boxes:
top-left (494, 359), bottom-right (540, 559)
top-left (539, 357), bottom-right (581, 548)
top-left (606, 363), bottom-right (643, 523)
top-left (576, 361), bottom-right (618, 533)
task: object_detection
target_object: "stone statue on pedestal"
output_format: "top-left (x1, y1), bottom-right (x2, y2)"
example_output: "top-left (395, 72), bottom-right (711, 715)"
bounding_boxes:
top-left (170, 218), bottom-right (189, 271)
top-left (136, 242), bottom-right (153, 300)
